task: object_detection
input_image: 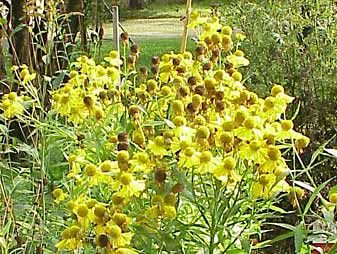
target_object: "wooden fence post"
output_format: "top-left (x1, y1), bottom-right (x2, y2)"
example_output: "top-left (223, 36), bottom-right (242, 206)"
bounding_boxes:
top-left (180, 0), bottom-right (192, 53)
top-left (112, 5), bottom-right (120, 69)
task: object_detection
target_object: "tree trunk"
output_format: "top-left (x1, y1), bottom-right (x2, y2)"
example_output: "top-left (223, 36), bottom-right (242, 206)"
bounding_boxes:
top-left (12, 0), bottom-right (31, 66)
top-left (129, 0), bottom-right (145, 9)
top-left (66, 0), bottom-right (87, 51)
top-left (0, 28), bottom-right (8, 95)
top-left (0, 26), bottom-right (7, 79)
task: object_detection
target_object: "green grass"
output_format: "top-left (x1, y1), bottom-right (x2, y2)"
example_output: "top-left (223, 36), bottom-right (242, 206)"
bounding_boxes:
top-left (94, 37), bottom-right (185, 67)
top-left (119, 0), bottom-right (210, 20)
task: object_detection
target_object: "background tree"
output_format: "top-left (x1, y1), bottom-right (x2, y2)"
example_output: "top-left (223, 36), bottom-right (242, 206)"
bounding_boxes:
top-left (129, 0), bottom-right (146, 9)
top-left (12, 0), bottom-right (31, 66)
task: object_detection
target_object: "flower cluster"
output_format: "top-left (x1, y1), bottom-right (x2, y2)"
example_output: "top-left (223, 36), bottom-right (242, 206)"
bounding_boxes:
top-left (51, 13), bottom-right (310, 252)
top-left (0, 65), bottom-right (35, 119)
top-left (55, 194), bottom-right (137, 253)
top-left (51, 53), bottom-right (120, 124)
top-left (0, 92), bottom-right (25, 119)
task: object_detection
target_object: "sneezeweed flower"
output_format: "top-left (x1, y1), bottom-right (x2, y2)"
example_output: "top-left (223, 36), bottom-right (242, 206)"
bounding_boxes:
top-left (19, 65), bottom-right (37, 84)
top-left (238, 140), bottom-right (268, 164)
top-left (235, 32), bottom-right (246, 41)
top-left (251, 174), bottom-right (277, 198)
top-left (84, 163), bottom-right (114, 186)
top-left (258, 145), bottom-right (287, 173)
top-left (148, 136), bottom-right (169, 157)
top-left (272, 84), bottom-right (294, 104)
top-left (159, 62), bottom-right (177, 84)
top-left (227, 52), bottom-right (249, 68)
top-left (295, 135), bottom-right (310, 152)
top-left (261, 96), bottom-right (285, 121)
top-left (55, 225), bottom-right (82, 250)
top-left (0, 92), bottom-right (26, 119)
top-left (289, 186), bottom-right (306, 207)
top-left (67, 152), bottom-right (85, 179)
top-left (130, 152), bottom-right (154, 173)
top-left (72, 201), bottom-right (96, 230)
top-left (143, 194), bottom-right (177, 222)
top-left (108, 247), bottom-right (138, 254)
top-left (52, 188), bottom-right (68, 204)
top-left (112, 172), bottom-right (145, 198)
top-left (188, 11), bottom-right (207, 29)
top-left (195, 151), bottom-right (220, 174)
top-left (235, 116), bottom-right (263, 141)
top-left (178, 146), bottom-right (199, 169)
top-left (105, 50), bottom-right (123, 67)
top-left (96, 220), bottom-right (133, 249)
top-left (213, 156), bottom-right (240, 184)
top-left (100, 160), bottom-right (119, 173)
top-left (68, 103), bottom-right (89, 124)
top-left (276, 119), bottom-right (301, 140)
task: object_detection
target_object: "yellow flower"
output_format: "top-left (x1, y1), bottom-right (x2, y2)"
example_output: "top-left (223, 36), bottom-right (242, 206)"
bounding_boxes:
top-left (68, 103), bottom-right (89, 124)
top-left (112, 172), bottom-right (145, 198)
top-left (188, 11), bottom-right (207, 29)
top-left (163, 205), bottom-right (177, 219)
top-left (130, 152), bottom-right (154, 173)
top-left (19, 65), bottom-right (36, 84)
top-left (227, 54), bottom-right (249, 68)
top-left (235, 116), bottom-right (263, 141)
top-left (52, 188), bottom-right (68, 204)
top-left (276, 120), bottom-right (301, 140)
top-left (96, 222), bottom-right (133, 249)
top-left (213, 157), bottom-right (240, 184)
top-left (0, 92), bottom-right (25, 119)
top-left (178, 146), bottom-right (199, 169)
top-left (258, 146), bottom-right (287, 173)
top-left (195, 151), bottom-right (220, 174)
top-left (329, 193), bottom-right (337, 204)
top-left (215, 131), bottom-right (234, 147)
top-left (107, 248), bottom-right (138, 254)
top-left (104, 50), bottom-right (123, 67)
top-left (100, 160), bottom-right (119, 173)
top-left (251, 174), bottom-right (276, 198)
top-left (173, 125), bottom-right (196, 144)
top-left (235, 32), bottom-right (246, 41)
top-left (238, 140), bottom-right (268, 164)
top-left (148, 136), bottom-right (168, 157)
top-left (55, 225), bottom-right (82, 250)
top-left (159, 63), bottom-right (177, 83)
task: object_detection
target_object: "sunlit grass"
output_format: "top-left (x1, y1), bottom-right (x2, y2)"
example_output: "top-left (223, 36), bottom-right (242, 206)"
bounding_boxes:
top-left (94, 37), bottom-right (192, 67)
top-left (119, 0), bottom-right (210, 20)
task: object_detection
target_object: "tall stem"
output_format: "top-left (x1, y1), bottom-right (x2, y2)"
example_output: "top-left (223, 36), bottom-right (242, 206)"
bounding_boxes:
top-left (180, 0), bottom-right (192, 53)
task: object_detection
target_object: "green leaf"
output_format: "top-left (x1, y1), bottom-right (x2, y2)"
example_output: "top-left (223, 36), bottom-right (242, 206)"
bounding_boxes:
top-left (291, 100), bottom-right (301, 120)
top-left (303, 178), bottom-right (333, 216)
top-left (52, 71), bottom-right (66, 89)
top-left (227, 249), bottom-right (245, 254)
top-left (253, 231), bottom-right (294, 249)
top-left (294, 222), bottom-right (306, 254)
top-left (269, 205), bottom-right (292, 214)
top-left (0, 237), bottom-right (6, 250)
top-left (0, 124), bottom-right (8, 135)
top-left (163, 119), bottom-right (175, 128)
top-left (143, 120), bottom-right (165, 127)
top-left (264, 222), bottom-right (296, 231)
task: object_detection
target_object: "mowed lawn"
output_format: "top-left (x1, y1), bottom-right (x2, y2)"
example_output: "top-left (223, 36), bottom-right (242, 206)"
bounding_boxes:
top-left (96, 37), bottom-right (191, 67)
